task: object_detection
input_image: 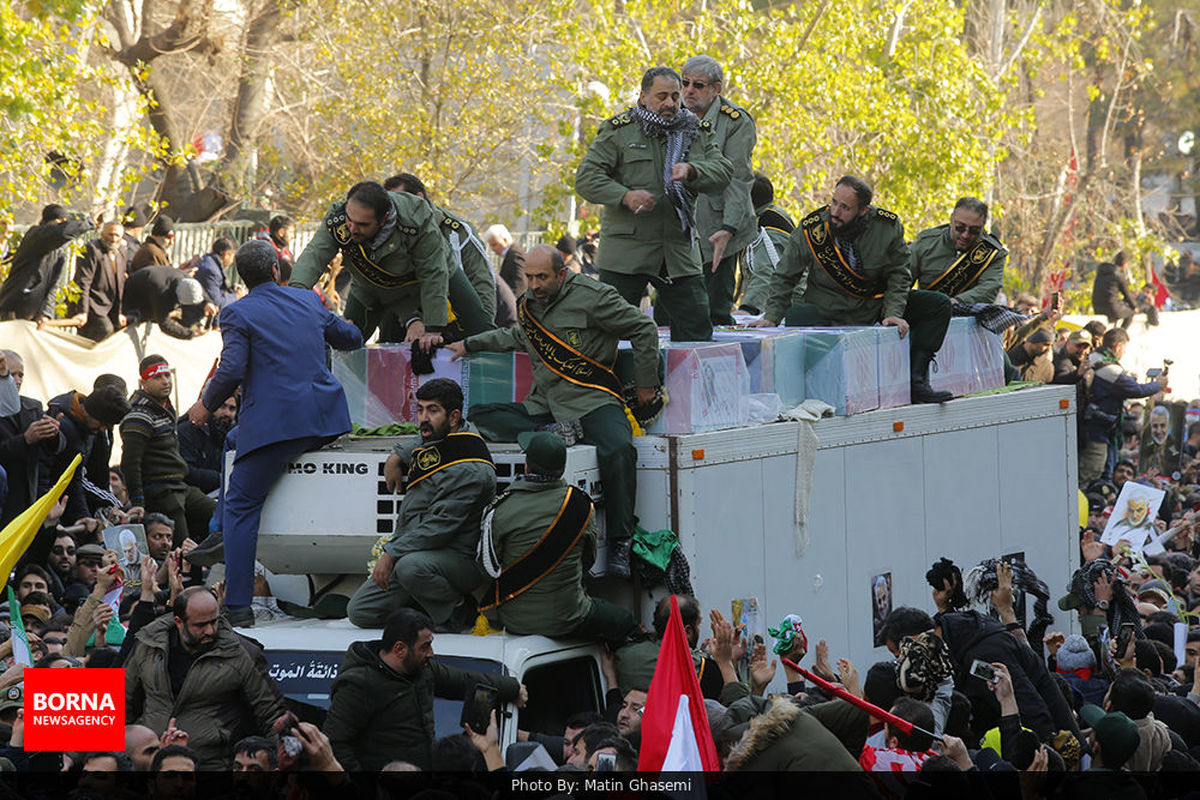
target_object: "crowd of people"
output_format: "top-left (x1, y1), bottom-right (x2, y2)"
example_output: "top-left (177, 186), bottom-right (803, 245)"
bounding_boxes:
top-left (0, 54), bottom-right (1197, 791)
top-left (0, 207), bottom-right (298, 341)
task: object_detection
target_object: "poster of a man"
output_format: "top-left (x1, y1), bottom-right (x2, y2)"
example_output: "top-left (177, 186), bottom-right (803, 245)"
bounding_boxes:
top-left (871, 572), bottom-right (893, 647)
top-left (103, 524), bottom-right (147, 587)
top-left (1101, 482), bottom-right (1165, 554)
top-left (1139, 403), bottom-right (1182, 477)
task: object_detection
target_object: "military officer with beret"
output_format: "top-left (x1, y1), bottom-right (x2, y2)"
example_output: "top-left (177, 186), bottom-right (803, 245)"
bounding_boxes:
top-left (444, 244), bottom-right (660, 557)
top-left (291, 180), bottom-right (491, 342)
top-left (575, 66), bottom-right (732, 342)
top-left (910, 197), bottom-right (1007, 306)
top-left (383, 172), bottom-right (498, 323)
top-left (680, 55), bottom-right (757, 326)
top-left (752, 175), bottom-right (953, 403)
top-left (477, 431), bottom-right (641, 644)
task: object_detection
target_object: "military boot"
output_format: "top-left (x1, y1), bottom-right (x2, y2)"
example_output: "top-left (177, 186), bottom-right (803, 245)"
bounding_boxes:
top-left (911, 349), bottom-right (952, 404)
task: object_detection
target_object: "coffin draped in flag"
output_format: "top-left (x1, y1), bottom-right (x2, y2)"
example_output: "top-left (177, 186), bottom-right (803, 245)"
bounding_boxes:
top-left (636, 594), bottom-right (720, 772)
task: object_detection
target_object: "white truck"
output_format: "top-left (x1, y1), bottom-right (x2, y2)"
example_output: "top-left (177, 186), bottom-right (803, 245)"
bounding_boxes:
top-left (244, 382), bottom-right (1080, 753)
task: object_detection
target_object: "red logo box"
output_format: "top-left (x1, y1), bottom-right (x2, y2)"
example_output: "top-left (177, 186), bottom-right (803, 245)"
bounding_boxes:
top-left (24, 668), bottom-right (124, 751)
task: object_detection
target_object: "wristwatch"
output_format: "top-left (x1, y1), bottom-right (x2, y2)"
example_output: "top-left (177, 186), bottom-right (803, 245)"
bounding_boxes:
top-left (1096, 600), bottom-right (1109, 610)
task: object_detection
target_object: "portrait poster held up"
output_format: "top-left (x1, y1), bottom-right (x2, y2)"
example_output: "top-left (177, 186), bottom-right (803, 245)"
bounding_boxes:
top-left (870, 572), bottom-right (892, 647)
top-left (1137, 400), bottom-right (1186, 479)
top-left (1101, 481), bottom-right (1166, 554)
top-left (103, 523), bottom-right (147, 588)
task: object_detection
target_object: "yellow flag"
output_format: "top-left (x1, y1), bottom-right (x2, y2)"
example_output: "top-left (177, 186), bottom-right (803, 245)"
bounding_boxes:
top-left (0, 454), bottom-right (82, 580)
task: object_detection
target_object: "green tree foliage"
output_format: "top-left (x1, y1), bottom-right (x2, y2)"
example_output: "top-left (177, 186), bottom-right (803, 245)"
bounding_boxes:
top-left (558, 0), bottom-right (1015, 234)
top-left (0, 1), bottom-right (163, 214)
top-left (0, 1), bottom-right (110, 204)
top-left (279, 0), bottom-right (574, 217)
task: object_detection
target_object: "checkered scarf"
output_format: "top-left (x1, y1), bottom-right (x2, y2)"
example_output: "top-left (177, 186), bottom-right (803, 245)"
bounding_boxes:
top-left (951, 302), bottom-right (1028, 334)
top-left (964, 557), bottom-right (1055, 645)
top-left (896, 631), bottom-right (955, 702)
top-left (369, 205), bottom-right (397, 251)
top-left (630, 104), bottom-right (701, 239)
top-left (1068, 560), bottom-right (1144, 639)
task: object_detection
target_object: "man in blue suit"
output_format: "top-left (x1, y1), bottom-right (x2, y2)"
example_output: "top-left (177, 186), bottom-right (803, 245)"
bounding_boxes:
top-left (187, 240), bottom-right (363, 627)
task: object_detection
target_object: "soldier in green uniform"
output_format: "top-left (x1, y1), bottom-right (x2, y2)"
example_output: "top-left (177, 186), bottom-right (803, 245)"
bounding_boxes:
top-left (909, 197), bottom-right (1007, 306)
top-left (680, 55), bottom-right (757, 326)
top-left (383, 172), bottom-right (497, 323)
top-left (347, 379), bottom-right (496, 632)
top-left (477, 431), bottom-right (642, 645)
top-left (575, 66), bottom-right (732, 342)
top-left (290, 181), bottom-right (491, 343)
top-left (752, 176), bottom-right (953, 403)
top-left (738, 173), bottom-right (797, 316)
top-left (444, 245), bottom-right (660, 554)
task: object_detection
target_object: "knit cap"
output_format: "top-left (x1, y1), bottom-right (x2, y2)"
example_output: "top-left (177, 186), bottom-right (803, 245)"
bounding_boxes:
top-left (1056, 634), bottom-right (1096, 671)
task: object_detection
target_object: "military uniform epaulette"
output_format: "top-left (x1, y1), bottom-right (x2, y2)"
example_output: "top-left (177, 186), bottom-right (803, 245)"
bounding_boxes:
top-left (699, 119), bottom-right (712, 131)
top-left (915, 224), bottom-right (949, 240)
top-left (872, 207), bottom-right (900, 224)
top-left (608, 112), bottom-right (632, 128)
top-left (440, 216), bottom-right (462, 232)
top-left (719, 104), bottom-right (742, 120)
top-left (801, 209), bottom-right (825, 226)
top-left (326, 205), bottom-right (351, 245)
top-left (398, 223), bottom-right (418, 237)
top-left (564, 274), bottom-right (605, 297)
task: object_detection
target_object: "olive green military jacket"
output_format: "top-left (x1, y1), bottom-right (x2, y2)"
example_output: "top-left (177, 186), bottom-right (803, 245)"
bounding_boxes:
top-left (739, 203), bottom-right (797, 315)
top-left (291, 191), bottom-right (453, 327)
top-left (763, 206), bottom-right (912, 326)
top-left (483, 478), bottom-right (596, 637)
top-left (463, 271), bottom-right (659, 420)
top-left (574, 108), bottom-right (732, 278)
top-left (910, 223), bottom-right (1007, 305)
top-left (434, 203), bottom-right (497, 321)
top-left (385, 421), bottom-right (496, 560)
top-left (694, 97), bottom-right (758, 262)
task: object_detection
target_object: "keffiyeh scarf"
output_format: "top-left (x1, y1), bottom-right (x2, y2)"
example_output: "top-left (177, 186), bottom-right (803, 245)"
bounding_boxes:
top-left (964, 556), bottom-right (1055, 644)
top-left (630, 104), bottom-right (701, 239)
top-left (951, 303), bottom-right (1028, 334)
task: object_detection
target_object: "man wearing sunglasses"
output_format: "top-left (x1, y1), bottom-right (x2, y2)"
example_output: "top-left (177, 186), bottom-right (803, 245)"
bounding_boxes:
top-left (909, 197), bottom-right (1007, 307)
top-left (44, 532), bottom-right (77, 598)
top-left (680, 55), bottom-right (757, 327)
top-left (575, 66), bottom-right (732, 342)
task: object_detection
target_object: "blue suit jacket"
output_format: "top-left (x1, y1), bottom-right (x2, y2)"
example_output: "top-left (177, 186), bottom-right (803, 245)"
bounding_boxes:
top-left (195, 253), bottom-right (237, 309)
top-left (202, 282), bottom-right (363, 460)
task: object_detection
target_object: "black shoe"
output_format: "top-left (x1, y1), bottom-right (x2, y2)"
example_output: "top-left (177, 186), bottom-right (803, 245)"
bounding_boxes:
top-left (224, 605), bottom-right (255, 628)
top-left (186, 532), bottom-right (225, 568)
top-left (607, 538), bottom-right (632, 579)
top-left (433, 599), bottom-right (477, 634)
top-left (910, 349), bottom-right (953, 404)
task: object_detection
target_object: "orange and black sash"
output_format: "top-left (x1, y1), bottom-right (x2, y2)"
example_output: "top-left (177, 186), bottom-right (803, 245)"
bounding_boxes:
top-left (518, 298), bottom-right (624, 401)
top-left (920, 238), bottom-right (1001, 297)
top-left (479, 486), bottom-right (593, 611)
top-left (325, 205), bottom-right (419, 291)
top-left (801, 208), bottom-right (884, 300)
top-left (406, 431), bottom-right (494, 489)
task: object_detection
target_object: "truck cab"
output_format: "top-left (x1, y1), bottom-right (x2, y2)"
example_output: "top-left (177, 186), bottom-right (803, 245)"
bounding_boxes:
top-left (247, 618), bottom-right (608, 755)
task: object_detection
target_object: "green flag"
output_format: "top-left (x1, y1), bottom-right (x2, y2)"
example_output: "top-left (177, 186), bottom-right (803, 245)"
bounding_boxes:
top-left (6, 586), bottom-right (31, 667)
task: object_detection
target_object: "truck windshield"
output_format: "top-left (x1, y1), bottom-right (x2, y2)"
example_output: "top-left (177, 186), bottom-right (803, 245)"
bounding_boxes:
top-left (265, 650), bottom-right (503, 737)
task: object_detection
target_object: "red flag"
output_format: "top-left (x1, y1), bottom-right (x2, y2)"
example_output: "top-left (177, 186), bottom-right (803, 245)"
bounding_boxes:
top-left (1151, 268), bottom-right (1169, 307)
top-left (637, 595), bottom-right (720, 772)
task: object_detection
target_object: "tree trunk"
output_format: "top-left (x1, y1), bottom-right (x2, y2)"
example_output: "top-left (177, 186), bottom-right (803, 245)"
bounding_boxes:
top-left (91, 83), bottom-right (141, 217)
top-left (222, 0), bottom-right (294, 193)
top-left (110, 0), bottom-right (226, 221)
